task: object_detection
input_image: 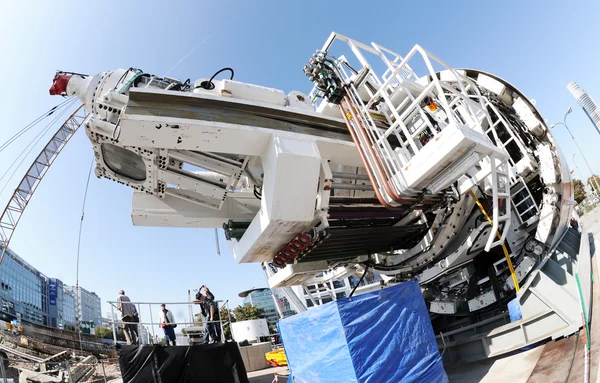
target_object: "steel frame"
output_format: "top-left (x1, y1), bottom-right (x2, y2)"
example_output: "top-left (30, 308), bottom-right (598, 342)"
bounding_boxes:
top-left (0, 104), bottom-right (88, 264)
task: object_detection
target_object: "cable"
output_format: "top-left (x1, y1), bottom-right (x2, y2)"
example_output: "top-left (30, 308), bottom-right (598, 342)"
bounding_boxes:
top-left (75, 157), bottom-right (95, 352)
top-left (0, 97), bottom-right (75, 153)
top-left (0, 98), bottom-right (76, 191)
top-left (253, 185), bottom-right (262, 200)
top-left (195, 68), bottom-right (235, 90)
top-left (0, 98), bottom-right (77, 195)
top-left (564, 331), bottom-right (579, 383)
top-left (163, 35), bottom-right (212, 78)
top-left (468, 189), bottom-right (520, 292)
top-left (349, 266), bottom-right (370, 297)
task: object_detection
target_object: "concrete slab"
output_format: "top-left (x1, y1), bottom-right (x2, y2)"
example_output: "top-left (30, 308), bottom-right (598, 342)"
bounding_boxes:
top-left (446, 207), bottom-right (600, 383)
top-left (445, 346), bottom-right (544, 383)
top-left (247, 366), bottom-right (289, 383)
top-left (527, 336), bottom-right (577, 382)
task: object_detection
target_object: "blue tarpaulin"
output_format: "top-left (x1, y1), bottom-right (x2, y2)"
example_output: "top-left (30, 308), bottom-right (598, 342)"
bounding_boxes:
top-left (508, 298), bottom-right (522, 322)
top-left (279, 279), bottom-right (448, 383)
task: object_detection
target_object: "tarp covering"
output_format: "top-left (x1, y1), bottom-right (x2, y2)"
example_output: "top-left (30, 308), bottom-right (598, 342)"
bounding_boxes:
top-left (117, 343), bottom-right (249, 383)
top-left (279, 279), bottom-right (448, 383)
top-left (508, 298), bottom-right (522, 322)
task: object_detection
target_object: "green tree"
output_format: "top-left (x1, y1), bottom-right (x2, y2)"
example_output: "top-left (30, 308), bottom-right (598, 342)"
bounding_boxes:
top-left (94, 326), bottom-right (114, 340)
top-left (574, 179), bottom-right (587, 204)
top-left (587, 175), bottom-right (600, 194)
top-left (220, 307), bottom-right (235, 340)
top-left (233, 305), bottom-right (265, 322)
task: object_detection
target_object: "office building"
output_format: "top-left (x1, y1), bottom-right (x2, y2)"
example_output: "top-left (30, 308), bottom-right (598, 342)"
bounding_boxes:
top-left (242, 288), bottom-right (297, 326)
top-left (47, 278), bottom-right (64, 328)
top-left (62, 289), bottom-right (76, 329)
top-left (103, 311), bottom-right (120, 328)
top-left (0, 248), bottom-right (47, 325)
top-left (567, 82), bottom-right (600, 135)
top-left (273, 294), bottom-right (296, 318)
top-left (64, 286), bottom-right (102, 326)
top-left (295, 268), bottom-right (383, 308)
top-left (0, 247), bottom-right (100, 330)
top-left (242, 289), bottom-right (278, 325)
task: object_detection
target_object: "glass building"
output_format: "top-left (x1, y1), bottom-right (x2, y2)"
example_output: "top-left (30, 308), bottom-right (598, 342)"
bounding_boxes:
top-left (242, 289), bottom-right (279, 326)
top-left (0, 247), bottom-right (99, 330)
top-left (64, 286), bottom-right (102, 326)
top-left (0, 248), bottom-right (47, 325)
top-left (48, 278), bottom-right (64, 328)
top-left (63, 289), bottom-right (76, 328)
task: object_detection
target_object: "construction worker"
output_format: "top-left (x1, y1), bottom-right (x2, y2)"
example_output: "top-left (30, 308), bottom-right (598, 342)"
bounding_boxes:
top-left (117, 290), bottom-right (139, 345)
top-left (158, 304), bottom-right (177, 346)
top-left (195, 285), bottom-right (221, 344)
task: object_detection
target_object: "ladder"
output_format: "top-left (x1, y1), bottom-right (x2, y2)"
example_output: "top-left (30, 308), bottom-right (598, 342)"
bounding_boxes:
top-left (486, 153), bottom-right (512, 251)
top-left (511, 176), bottom-right (539, 224)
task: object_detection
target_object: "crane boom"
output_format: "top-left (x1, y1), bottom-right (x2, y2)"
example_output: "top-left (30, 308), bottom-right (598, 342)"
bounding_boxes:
top-left (0, 105), bottom-right (88, 264)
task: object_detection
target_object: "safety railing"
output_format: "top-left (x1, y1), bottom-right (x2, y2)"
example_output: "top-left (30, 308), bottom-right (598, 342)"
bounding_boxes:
top-left (106, 300), bottom-right (230, 346)
top-left (308, 33), bottom-right (513, 251)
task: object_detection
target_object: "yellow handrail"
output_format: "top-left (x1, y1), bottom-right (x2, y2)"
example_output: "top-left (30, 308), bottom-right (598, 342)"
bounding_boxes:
top-left (468, 190), bottom-right (520, 292)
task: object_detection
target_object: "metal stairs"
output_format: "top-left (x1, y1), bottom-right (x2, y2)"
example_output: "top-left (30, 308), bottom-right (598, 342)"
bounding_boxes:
top-left (310, 33), bottom-right (514, 251)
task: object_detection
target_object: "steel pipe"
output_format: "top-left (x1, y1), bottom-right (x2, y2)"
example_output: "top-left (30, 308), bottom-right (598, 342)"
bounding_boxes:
top-left (330, 182), bottom-right (373, 191)
top-left (331, 171), bottom-right (371, 181)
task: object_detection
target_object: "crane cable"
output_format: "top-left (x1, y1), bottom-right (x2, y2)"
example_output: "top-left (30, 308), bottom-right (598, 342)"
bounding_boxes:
top-left (0, 97), bottom-right (75, 153)
top-left (467, 189), bottom-right (520, 293)
top-left (74, 158), bottom-right (95, 352)
top-left (0, 98), bottom-right (77, 195)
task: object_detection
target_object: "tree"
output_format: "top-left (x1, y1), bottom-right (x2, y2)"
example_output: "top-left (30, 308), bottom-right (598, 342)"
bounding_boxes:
top-left (233, 305), bottom-right (265, 322)
top-left (94, 326), bottom-right (114, 340)
top-left (587, 175), bottom-right (600, 194)
top-left (220, 307), bottom-right (235, 323)
top-left (220, 307), bottom-right (235, 340)
top-left (574, 179), bottom-right (587, 204)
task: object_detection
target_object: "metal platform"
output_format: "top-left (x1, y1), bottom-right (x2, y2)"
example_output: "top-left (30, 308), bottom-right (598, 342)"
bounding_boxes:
top-left (437, 226), bottom-right (589, 364)
top-left (298, 223), bottom-right (428, 263)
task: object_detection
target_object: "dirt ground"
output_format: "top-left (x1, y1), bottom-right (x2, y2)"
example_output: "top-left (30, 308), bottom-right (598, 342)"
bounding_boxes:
top-left (91, 361), bottom-right (121, 381)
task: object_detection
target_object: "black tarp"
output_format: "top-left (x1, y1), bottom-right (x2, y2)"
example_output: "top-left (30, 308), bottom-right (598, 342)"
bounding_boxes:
top-left (118, 343), bottom-right (249, 383)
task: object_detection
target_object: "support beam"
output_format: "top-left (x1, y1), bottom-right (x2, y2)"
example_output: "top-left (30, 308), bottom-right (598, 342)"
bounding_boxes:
top-left (232, 135), bottom-right (322, 263)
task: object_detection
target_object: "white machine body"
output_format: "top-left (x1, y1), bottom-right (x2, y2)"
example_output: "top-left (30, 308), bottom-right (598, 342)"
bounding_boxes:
top-left (50, 33), bottom-right (573, 319)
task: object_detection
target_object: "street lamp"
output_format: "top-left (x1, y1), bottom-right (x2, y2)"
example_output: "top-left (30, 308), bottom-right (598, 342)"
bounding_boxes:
top-left (551, 107), bottom-right (600, 195)
top-left (572, 153), bottom-right (581, 176)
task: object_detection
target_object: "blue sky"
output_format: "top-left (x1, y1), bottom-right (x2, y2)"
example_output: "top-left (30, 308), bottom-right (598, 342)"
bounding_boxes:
top-left (1, 1), bottom-right (600, 327)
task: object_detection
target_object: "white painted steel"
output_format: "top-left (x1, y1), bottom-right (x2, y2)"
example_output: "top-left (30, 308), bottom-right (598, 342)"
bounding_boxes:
top-left (47, 33), bottom-right (572, 330)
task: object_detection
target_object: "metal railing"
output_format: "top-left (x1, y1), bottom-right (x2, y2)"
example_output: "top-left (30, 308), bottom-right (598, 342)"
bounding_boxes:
top-left (308, 33), bottom-right (513, 251)
top-left (106, 300), bottom-right (231, 346)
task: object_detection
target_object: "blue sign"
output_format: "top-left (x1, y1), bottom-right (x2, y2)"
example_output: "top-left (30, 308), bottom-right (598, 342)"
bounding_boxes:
top-left (49, 280), bottom-right (57, 306)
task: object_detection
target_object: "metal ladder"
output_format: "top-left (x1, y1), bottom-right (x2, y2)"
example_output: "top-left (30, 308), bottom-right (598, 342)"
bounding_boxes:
top-left (510, 176), bottom-right (539, 224)
top-left (486, 153), bottom-right (512, 251)
top-left (310, 33), bottom-right (513, 251)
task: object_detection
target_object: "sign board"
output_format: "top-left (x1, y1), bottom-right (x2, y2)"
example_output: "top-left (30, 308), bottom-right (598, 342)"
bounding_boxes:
top-left (49, 280), bottom-right (57, 306)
